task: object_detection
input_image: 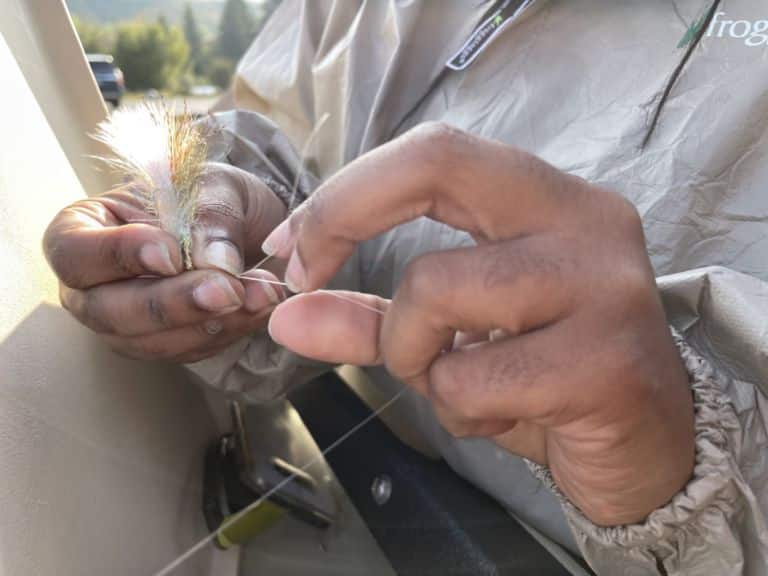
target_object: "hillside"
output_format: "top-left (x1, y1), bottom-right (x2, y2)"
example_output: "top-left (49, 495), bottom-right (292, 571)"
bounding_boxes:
top-left (65, 0), bottom-right (268, 38)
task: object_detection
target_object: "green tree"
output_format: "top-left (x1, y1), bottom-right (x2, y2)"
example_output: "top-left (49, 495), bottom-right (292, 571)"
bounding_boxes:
top-left (183, 3), bottom-right (205, 76)
top-left (113, 20), bottom-right (189, 91)
top-left (207, 57), bottom-right (235, 89)
top-left (73, 16), bottom-right (114, 54)
top-left (216, 0), bottom-right (256, 61)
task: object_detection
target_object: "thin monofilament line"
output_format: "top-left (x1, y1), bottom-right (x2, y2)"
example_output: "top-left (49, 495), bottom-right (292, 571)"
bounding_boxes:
top-left (287, 113), bottom-right (330, 213)
top-left (238, 276), bottom-right (386, 316)
top-left (123, 112), bottom-right (401, 575)
top-left (318, 291), bottom-right (385, 316)
top-left (249, 251), bottom-right (275, 271)
top-left (152, 386), bottom-right (407, 576)
top-left (125, 217), bottom-right (161, 224)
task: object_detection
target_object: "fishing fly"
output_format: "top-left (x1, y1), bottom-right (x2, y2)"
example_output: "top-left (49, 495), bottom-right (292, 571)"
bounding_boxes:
top-left (92, 102), bottom-right (405, 575)
top-left (93, 101), bottom-right (208, 270)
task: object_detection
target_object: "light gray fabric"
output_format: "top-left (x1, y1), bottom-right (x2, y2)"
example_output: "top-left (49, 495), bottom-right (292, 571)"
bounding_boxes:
top-left (185, 0), bottom-right (768, 573)
top-left (529, 329), bottom-right (768, 575)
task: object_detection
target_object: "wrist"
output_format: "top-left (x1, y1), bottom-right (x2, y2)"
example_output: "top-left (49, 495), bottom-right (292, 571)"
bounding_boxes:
top-left (531, 330), bottom-right (747, 575)
top-left (554, 335), bottom-right (695, 526)
top-left (530, 327), bottom-right (703, 527)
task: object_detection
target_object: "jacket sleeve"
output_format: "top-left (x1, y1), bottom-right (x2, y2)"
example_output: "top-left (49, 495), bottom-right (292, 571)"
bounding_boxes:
top-left (528, 266), bottom-right (768, 575)
top-left (182, 108), bottom-right (363, 402)
top-left (183, 0), bottom-right (350, 402)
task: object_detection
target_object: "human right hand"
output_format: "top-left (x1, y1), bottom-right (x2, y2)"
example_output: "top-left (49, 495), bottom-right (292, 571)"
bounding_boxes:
top-left (43, 162), bottom-right (287, 363)
top-left (264, 124), bottom-right (694, 526)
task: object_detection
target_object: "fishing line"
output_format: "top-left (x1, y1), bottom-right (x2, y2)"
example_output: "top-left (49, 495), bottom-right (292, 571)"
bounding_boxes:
top-left (102, 106), bottom-right (403, 574)
top-left (287, 113), bottom-right (330, 213)
top-left (249, 251), bottom-right (275, 271)
top-left (239, 276), bottom-right (387, 316)
top-left (152, 386), bottom-right (407, 576)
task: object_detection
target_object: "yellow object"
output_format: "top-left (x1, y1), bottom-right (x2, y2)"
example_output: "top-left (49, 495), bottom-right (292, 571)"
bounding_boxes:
top-left (216, 501), bottom-right (285, 549)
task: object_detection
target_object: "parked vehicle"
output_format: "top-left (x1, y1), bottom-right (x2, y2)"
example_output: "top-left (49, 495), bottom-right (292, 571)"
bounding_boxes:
top-left (87, 53), bottom-right (124, 107)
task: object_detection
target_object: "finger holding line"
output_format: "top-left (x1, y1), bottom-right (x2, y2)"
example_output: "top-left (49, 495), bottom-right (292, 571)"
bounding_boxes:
top-left (261, 123), bottom-right (577, 293)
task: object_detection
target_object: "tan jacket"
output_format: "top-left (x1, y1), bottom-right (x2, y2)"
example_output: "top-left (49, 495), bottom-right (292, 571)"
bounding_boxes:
top-left (188, 1), bottom-right (768, 573)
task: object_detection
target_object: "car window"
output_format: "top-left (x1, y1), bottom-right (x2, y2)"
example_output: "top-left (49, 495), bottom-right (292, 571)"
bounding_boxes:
top-left (89, 62), bottom-right (113, 74)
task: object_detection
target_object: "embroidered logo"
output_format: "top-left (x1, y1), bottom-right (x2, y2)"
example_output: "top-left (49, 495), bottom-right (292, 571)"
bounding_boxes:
top-left (446, 0), bottom-right (535, 71)
top-left (680, 11), bottom-right (768, 48)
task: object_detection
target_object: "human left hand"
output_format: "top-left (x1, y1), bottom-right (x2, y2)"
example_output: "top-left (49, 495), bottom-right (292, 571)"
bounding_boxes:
top-left (262, 123), bottom-right (695, 526)
top-left (43, 163), bottom-right (286, 363)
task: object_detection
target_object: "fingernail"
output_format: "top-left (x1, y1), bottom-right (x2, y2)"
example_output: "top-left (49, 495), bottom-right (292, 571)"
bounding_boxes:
top-left (261, 281), bottom-right (282, 305)
top-left (267, 313), bottom-right (280, 343)
top-left (193, 275), bottom-right (242, 312)
top-left (204, 240), bottom-right (243, 276)
top-left (140, 243), bottom-right (177, 276)
top-left (262, 218), bottom-right (291, 256)
top-left (284, 251), bottom-right (306, 293)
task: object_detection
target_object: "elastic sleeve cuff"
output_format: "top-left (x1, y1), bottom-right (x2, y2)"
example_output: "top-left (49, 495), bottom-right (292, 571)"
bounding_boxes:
top-left (527, 328), bottom-right (753, 573)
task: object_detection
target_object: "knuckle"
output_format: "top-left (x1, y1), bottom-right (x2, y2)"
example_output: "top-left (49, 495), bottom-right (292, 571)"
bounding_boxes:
top-left (44, 231), bottom-right (83, 289)
top-left (202, 161), bottom-right (253, 200)
top-left (613, 193), bottom-right (644, 234)
top-left (611, 262), bottom-right (656, 321)
top-left (405, 122), bottom-right (465, 175)
top-left (301, 190), bottom-right (330, 234)
top-left (429, 364), bottom-right (467, 417)
top-left (400, 253), bottom-right (453, 311)
top-left (486, 349), bottom-right (535, 397)
top-left (481, 243), bottom-right (552, 291)
top-left (595, 190), bottom-right (646, 249)
top-left (61, 287), bottom-right (113, 334)
top-left (58, 283), bottom-right (74, 312)
top-left (408, 121), bottom-right (463, 149)
top-left (103, 232), bottom-right (139, 277)
top-left (480, 242), bottom-right (573, 322)
top-left (306, 192), bottom-right (355, 249)
top-left (195, 198), bottom-right (241, 223)
top-left (79, 290), bottom-right (114, 334)
top-left (428, 356), bottom-right (455, 394)
top-left (430, 360), bottom-right (485, 422)
top-left (147, 296), bottom-right (171, 329)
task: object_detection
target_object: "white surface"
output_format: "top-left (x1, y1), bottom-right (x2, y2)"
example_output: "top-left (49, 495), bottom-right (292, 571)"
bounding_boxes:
top-left (1, 0), bottom-right (116, 195)
top-left (0, 31), bottom-right (225, 576)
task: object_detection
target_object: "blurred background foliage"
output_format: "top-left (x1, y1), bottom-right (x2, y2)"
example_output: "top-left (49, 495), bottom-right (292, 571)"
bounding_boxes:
top-left (70, 0), bottom-right (281, 93)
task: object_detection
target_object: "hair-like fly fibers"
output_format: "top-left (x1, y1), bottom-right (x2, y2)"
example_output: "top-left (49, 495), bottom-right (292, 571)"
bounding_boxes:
top-left (92, 102), bottom-right (208, 269)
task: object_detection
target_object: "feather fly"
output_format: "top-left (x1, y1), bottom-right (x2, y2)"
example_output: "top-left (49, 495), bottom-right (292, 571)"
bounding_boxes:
top-left (92, 102), bottom-right (208, 269)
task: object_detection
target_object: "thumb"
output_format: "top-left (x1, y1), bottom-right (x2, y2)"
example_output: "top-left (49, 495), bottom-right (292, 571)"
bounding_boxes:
top-left (268, 291), bottom-right (389, 366)
top-left (192, 163), bottom-right (287, 274)
top-left (191, 164), bottom-right (248, 275)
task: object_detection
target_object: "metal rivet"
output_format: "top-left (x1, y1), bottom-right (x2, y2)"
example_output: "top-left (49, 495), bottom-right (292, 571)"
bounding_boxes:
top-left (371, 475), bottom-right (392, 506)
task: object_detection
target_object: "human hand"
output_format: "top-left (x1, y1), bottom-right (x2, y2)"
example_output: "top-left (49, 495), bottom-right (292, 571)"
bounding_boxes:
top-left (43, 163), bottom-right (286, 363)
top-left (264, 124), bottom-right (695, 526)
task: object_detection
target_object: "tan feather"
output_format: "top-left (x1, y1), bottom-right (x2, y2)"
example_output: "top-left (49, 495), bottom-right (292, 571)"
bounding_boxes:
top-left (92, 102), bottom-right (208, 269)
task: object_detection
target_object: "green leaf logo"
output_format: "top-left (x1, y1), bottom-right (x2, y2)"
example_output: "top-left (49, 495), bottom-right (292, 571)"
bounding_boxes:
top-left (678, 14), bottom-right (708, 49)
